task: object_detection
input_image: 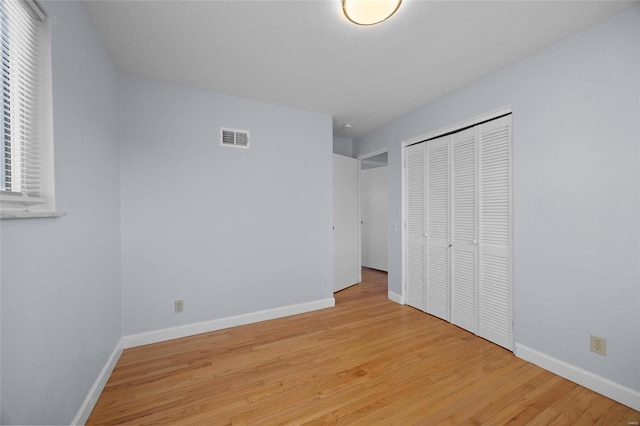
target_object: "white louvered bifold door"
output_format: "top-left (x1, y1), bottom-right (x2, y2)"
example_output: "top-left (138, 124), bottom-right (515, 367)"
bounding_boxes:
top-left (450, 128), bottom-right (478, 334)
top-left (478, 115), bottom-right (513, 349)
top-left (425, 136), bottom-right (450, 321)
top-left (405, 143), bottom-right (426, 311)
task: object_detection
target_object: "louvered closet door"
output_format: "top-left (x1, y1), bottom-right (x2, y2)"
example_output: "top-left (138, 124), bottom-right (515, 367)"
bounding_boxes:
top-left (478, 115), bottom-right (513, 349)
top-left (450, 128), bottom-right (478, 334)
top-left (405, 143), bottom-right (426, 311)
top-left (425, 136), bottom-right (450, 321)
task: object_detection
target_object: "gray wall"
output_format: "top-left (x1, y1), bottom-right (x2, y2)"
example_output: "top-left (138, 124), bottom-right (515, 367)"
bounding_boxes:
top-left (354, 7), bottom-right (640, 391)
top-left (0, 1), bottom-right (121, 424)
top-left (0, 3), bottom-right (334, 422)
top-left (333, 136), bottom-right (354, 157)
top-left (120, 76), bottom-right (333, 335)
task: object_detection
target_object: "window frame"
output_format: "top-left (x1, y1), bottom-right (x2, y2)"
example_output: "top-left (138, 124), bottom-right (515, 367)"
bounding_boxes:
top-left (0, 0), bottom-right (58, 219)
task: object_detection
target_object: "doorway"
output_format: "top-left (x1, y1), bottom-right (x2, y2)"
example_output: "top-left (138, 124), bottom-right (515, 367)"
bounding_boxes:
top-left (359, 150), bottom-right (388, 287)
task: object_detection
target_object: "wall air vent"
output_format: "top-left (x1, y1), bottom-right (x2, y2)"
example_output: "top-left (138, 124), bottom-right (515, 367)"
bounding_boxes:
top-left (221, 128), bottom-right (250, 149)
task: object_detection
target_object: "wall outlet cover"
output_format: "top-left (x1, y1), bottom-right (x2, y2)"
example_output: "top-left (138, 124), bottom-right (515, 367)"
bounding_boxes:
top-left (590, 334), bottom-right (606, 356)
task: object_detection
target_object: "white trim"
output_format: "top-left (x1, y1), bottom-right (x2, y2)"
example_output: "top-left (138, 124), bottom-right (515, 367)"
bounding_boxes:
top-left (401, 142), bottom-right (407, 309)
top-left (357, 159), bottom-right (362, 283)
top-left (507, 117), bottom-right (515, 351)
top-left (1, 210), bottom-right (66, 219)
top-left (123, 298), bottom-right (336, 349)
top-left (0, 192), bottom-right (46, 206)
top-left (401, 106), bottom-right (513, 148)
top-left (388, 290), bottom-right (404, 305)
top-left (357, 148), bottom-right (388, 161)
top-left (515, 343), bottom-right (640, 411)
top-left (71, 340), bottom-right (124, 426)
top-left (361, 159), bottom-right (387, 167)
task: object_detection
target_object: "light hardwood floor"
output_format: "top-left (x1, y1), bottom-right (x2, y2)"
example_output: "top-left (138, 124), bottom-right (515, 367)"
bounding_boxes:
top-left (88, 268), bottom-right (639, 425)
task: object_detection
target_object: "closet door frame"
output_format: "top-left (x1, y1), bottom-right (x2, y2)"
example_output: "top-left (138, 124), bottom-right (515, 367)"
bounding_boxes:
top-left (401, 107), bottom-right (513, 351)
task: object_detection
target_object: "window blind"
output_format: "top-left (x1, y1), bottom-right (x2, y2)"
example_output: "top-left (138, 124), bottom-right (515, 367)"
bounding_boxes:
top-left (1, 0), bottom-right (46, 197)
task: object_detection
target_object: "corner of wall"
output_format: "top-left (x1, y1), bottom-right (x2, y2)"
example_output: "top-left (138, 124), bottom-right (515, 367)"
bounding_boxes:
top-left (71, 340), bottom-right (124, 426)
top-left (333, 136), bottom-right (354, 157)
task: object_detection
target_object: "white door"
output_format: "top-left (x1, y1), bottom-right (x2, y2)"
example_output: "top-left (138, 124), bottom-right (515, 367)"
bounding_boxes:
top-left (403, 114), bottom-right (513, 351)
top-left (405, 143), bottom-right (426, 311)
top-left (478, 116), bottom-right (513, 349)
top-left (425, 136), bottom-right (451, 321)
top-left (450, 128), bottom-right (478, 334)
top-left (361, 166), bottom-right (388, 271)
top-left (333, 154), bottom-right (360, 292)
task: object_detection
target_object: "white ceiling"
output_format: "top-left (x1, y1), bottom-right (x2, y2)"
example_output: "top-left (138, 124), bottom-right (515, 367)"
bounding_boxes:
top-left (84, 0), bottom-right (637, 139)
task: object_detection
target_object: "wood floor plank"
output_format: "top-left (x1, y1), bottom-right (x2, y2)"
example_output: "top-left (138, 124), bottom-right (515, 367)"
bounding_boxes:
top-left (480, 373), bottom-right (567, 424)
top-left (442, 367), bottom-right (557, 425)
top-left (620, 409), bottom-right (640, 426)
top-left (573, 395), bottom-right (616, 425)
top-left (593, 403), bottom-right (631, 426)
top-left (87, 268), bottom-right (639, 425)
top-left (547, 387), bottom-right (600, 425)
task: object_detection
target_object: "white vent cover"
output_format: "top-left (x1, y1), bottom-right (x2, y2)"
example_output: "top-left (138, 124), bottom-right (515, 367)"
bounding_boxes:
top-left (221, 128), bottom-right (250, 149)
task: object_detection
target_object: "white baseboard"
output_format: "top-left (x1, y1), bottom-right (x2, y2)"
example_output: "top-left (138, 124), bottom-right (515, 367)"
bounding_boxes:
top-left (123, 297), bottom-right (336, 349)
top-left (388, 290), bottom-right (404, 305)
top-left (515, 343), bottom-right (640, 411)
top-left (71, 340), bottom-right (123, 426)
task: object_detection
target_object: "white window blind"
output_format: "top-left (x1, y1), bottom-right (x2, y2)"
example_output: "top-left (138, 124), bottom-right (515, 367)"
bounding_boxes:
top-left (0, 0), bottom-right (54, 215)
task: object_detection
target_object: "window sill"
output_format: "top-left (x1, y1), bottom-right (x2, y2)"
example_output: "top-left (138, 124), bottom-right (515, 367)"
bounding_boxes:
top-left (1, 210), bottom-right (66, 220)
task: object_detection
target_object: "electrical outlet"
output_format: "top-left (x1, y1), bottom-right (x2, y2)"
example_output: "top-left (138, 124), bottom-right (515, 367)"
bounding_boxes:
top-left (174, 300), bottom-right (184, 313)
top-left (590, 334), bottom-right (606, 356)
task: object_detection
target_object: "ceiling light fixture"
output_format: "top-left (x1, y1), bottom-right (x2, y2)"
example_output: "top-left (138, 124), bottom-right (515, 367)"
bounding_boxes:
top-left (342, 0), bottom-right (402, 26)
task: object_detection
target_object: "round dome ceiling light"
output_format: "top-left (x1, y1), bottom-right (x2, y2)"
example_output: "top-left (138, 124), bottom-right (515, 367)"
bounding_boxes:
top-left (342, 0), bottom-right (402, 26)
top-left (343, 123), bottom-right (353, 129)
